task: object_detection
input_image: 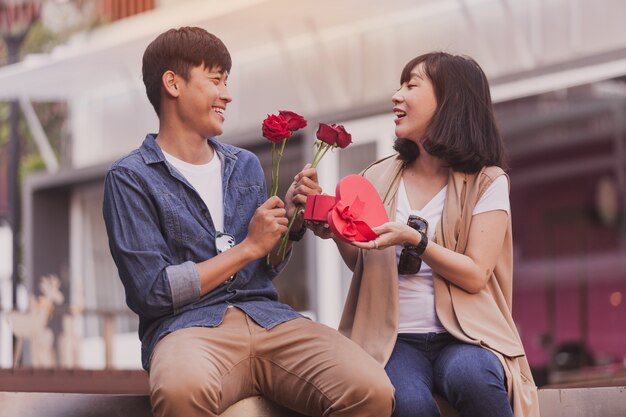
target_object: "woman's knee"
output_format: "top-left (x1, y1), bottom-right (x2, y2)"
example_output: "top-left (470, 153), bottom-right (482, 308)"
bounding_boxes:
top-left (437, 345), bottom-right (505, 390)
top-left (435, 345), bottom-right (511, 416)
top-left (392, 384), bottom-right (439, 417)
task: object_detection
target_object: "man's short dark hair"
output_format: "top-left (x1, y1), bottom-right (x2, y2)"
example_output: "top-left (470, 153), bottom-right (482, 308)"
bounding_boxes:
top-left (142, 26), bottom-right (232, 116)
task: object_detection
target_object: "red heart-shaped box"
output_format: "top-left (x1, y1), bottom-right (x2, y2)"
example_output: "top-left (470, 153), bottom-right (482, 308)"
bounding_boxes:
top-left (304, 175), bottom-right (388, 242)
top-left (329, 175), bottom-right (388, 242)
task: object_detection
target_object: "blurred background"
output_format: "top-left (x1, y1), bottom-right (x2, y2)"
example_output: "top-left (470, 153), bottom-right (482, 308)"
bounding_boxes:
top-left (0, 0), bottom-right (625, 393)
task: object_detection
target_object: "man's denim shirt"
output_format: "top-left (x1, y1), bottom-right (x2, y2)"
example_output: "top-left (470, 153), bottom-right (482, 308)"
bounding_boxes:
top-left (103, 135), bottom-right (301, 370)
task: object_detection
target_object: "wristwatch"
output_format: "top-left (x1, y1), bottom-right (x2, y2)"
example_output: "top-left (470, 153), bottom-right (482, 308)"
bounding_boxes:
top-left (406, 230), bottom-right (428, 256)
top-left (288, 226), bottom-right (307, 242)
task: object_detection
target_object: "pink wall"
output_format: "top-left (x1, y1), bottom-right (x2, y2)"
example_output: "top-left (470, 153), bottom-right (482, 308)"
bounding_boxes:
top-left (509, 154), bottom-right (626, 369)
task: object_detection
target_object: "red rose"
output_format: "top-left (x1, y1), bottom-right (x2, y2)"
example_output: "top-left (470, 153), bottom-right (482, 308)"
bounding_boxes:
top-left (316, 123), bottom-right (353, 148)
top-left (315, 123), bottom-right (338, 146)
top-left (334, 124), bottom-right (352, 149)
top-left (278, 110), bottom-right (307, 132)
top-left (262, 114), bottom-right (291, 143)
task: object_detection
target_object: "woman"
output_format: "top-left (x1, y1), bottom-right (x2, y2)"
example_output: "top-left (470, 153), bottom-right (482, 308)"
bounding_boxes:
top-left (307, 52), bottom-right (539, 416)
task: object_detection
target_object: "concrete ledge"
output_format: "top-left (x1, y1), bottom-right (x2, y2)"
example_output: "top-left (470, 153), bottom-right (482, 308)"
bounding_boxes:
top-left (0, 391), bottom-right (454, 417)
top-left (0, 368), bottom-right (456, 416)
top-left (4, 387), bottom-right (623, 417)
top-left (538, 386), bottom-right (626, 417)
top-left (0, 392), bottom-right (153, 417)
top-left (0, 369), bottom-right (149, 394)
top-left (0, 392), bottom-right (304, 417)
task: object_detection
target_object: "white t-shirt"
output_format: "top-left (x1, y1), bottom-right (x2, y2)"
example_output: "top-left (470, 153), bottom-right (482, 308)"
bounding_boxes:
top-left (396, 175), bottom-right (510, 334)
top-left (162, 150), bottom-right (224, 233)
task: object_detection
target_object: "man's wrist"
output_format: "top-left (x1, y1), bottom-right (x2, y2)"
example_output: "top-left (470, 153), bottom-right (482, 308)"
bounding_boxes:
top-left (288, 225), bottom-right (307, 241)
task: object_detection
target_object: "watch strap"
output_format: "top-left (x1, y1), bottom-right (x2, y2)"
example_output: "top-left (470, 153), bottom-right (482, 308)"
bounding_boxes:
top-left (288, 226), bottom-right (307, 242)
top-left (406, 230), bottom-right (428, 256)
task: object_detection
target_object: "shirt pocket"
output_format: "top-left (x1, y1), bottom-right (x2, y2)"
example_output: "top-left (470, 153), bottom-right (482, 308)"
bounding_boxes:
top-left (234, 184), bottom-right (265, 221)
top-left (159, 192), bottom-right (211, 245)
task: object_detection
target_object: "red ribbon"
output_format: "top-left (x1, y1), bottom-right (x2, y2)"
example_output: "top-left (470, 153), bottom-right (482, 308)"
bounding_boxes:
top-left (333, 197), bottom-right (378, 241)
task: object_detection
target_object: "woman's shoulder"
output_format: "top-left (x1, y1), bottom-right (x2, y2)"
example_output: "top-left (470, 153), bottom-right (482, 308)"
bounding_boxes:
top-left (460, 166), bottom-right (509, 197)
top-left (360, 154), bottom-right (402, 178)
top-left (479, 165), bottom-right (506, 181)
top-left (454, 166), bottom-right (507, 185)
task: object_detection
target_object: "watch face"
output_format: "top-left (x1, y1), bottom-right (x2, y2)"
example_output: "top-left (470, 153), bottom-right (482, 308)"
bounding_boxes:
top-left (407, 215), bottom-right (428, 234)
top-left (215, 232), bottom-right (235, 254)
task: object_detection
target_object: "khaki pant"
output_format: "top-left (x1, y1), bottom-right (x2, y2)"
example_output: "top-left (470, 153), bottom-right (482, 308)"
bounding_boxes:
top-left (149, 307), bottom-right (394, 417)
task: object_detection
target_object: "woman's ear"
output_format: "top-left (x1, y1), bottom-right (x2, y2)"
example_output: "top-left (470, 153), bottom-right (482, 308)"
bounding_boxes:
top-left (162, 70), bottom-right (180, 98)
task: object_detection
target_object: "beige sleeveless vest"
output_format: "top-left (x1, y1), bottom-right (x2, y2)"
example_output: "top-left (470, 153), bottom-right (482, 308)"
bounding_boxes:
top-left (339, 155), bottom-right (540, 417)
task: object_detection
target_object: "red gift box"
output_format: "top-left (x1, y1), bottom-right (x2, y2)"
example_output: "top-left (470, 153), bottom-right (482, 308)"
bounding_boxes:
top-left (303, 175), bottom-right (389, 242)
top-left (304, 194), bottom-right (336, 222)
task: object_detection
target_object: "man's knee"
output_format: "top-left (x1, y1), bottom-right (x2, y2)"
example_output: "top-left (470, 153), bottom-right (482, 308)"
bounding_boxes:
top-left (340, 367), bottom-right (395, 415)
top-left (368, 377), bottom-right (396, 414)
top-left (150, 364), bottom-right (221, 417)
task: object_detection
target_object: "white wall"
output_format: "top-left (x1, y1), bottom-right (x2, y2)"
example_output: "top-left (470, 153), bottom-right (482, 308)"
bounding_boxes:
top-left (0, 223), bottom-right (12, 367)
top-left (71, 86), bottom-right (159, 168)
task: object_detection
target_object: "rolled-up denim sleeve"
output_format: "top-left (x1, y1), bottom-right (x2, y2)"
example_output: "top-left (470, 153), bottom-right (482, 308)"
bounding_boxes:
top-left (103, 168), bottom-right (201, 318)
top-left (165, 261), bottom-right (200, 311)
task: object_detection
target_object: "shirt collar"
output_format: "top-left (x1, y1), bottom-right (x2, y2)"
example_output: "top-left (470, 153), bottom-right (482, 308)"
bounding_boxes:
top-left (139, 133), bottom-right (239, 165)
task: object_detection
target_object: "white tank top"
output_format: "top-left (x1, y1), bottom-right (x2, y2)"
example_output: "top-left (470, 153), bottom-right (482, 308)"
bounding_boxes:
top-left (396, 175), bottom-right (510, 334)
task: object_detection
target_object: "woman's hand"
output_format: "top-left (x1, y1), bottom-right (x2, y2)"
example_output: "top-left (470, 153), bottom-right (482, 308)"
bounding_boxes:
top-left (305, 220), bottom-right (335, 240)
top-left (351, 221), bottom-right (420, 250)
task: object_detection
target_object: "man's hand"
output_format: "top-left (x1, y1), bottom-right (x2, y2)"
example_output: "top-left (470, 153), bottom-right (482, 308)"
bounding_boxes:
top-left (243, 196), bottom-right (289, 258)
top-left (284, 164), bottom-right (322, 228)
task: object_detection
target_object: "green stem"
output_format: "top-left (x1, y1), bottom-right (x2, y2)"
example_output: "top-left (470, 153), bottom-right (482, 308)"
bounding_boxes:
top-left (267, 138), bottom-right (288, 266)
top-left (310, 141), bottom-right (326, 168)
top-left (273, 139), bottom-right (288, 196)
top-left (278, 206), bottom-right (300, 260)
top-left (312, 143), bottom-right (333, 168)
top-left (267, 142), bottom-right (278, 265)
top-left (270, 142), bottom-right (276, 196)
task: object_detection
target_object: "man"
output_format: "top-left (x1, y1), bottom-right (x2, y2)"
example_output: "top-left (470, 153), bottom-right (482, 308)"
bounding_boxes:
top-left (102, 27), bottom-right (393, 417)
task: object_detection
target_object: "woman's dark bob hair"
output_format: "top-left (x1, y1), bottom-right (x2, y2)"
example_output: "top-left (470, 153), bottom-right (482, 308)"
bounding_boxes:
top-left (393, 52), bottom-right (507, 173)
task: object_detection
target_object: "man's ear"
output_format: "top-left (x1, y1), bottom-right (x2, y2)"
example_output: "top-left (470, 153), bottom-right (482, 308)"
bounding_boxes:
top-left (162, 70), bottom-right (180, 98)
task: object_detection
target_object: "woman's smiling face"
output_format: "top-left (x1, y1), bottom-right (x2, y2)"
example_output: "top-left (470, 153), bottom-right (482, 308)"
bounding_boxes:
top-left (391, 63), bottom-right (438, 143)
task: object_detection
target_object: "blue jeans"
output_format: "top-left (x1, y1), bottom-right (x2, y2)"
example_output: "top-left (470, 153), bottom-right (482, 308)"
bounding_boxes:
top-left (385, 333), bottom-right (512, 417)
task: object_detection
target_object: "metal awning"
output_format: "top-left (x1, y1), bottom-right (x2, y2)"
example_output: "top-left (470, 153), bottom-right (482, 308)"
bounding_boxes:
top-left (0, 0), bottom-right (625, 103)
top-left (0, 0), bottom-right (448, 100)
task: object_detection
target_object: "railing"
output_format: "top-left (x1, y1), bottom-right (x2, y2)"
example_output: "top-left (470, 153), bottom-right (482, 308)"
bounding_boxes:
top-left (95, 0), bottom-right (155, 22)
top-left (1, 306), bottom-right (139, 370)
